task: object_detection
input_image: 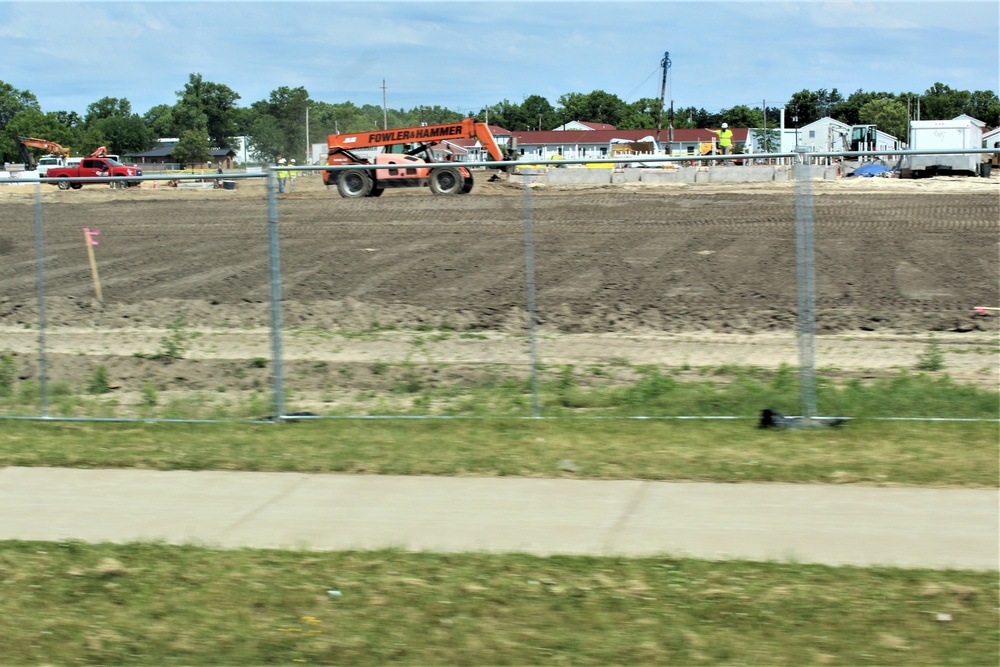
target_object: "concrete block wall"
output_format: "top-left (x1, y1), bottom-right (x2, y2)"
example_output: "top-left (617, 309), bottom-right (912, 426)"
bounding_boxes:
top-left (507, 164), bottom-right (842, 186)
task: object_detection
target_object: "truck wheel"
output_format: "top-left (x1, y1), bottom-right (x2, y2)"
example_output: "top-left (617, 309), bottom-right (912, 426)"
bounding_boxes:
top-left (70, 183), bottom-right (83, 190)
top-left (369, 187), bottom-right (384, 197)
top-left (337, 169), bottom-right (372, 198)
top-left (57, 179), bottom-right (71, 190)
top-left (429, 167), bottom-right (464, 195)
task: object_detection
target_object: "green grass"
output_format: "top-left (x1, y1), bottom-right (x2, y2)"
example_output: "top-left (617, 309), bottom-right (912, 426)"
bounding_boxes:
top-left (0, 541), bottom-right (994, 666)
top-left (0, 419), bottom-right (996, 486)
top-left (1, 363), bottom-right (996, 421)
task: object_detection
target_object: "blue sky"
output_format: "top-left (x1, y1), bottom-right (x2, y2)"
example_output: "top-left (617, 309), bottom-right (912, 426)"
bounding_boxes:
top-left (1, 1), bottom-right (997, 119)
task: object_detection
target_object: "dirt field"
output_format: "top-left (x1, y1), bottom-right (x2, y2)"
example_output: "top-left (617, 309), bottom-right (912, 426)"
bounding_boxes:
top-left (0, 170), bottom-right (997, 410)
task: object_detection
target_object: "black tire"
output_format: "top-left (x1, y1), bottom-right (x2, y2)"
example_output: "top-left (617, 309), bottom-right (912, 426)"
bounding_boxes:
top-left (429, 167), bottom-right (464, 195)
top-left (459, 171), bottom-right (474, 194)
top-left (57, 179), bottom-right (71, 190)
top-left (70, 183), bottom-right (83, 190)
top-left (369, 187), bottom-right (384, 197)
top-left (337, 169), bottom-right (372, 198)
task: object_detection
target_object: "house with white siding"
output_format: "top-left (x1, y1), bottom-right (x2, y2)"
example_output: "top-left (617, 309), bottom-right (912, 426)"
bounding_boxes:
top-left (780, 117), bottom-right (902, 154)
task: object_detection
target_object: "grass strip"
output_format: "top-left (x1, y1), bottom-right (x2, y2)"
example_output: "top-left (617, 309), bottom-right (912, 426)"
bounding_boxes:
top-left (1, 541), bottom-right (995, 666)
top-left (3, 362), bottom-right (997, 421)
top-left (1, 419), bottom-right (996, 487)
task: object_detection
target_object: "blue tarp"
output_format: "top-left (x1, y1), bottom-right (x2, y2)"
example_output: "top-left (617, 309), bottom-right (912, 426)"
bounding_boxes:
top-left (847, 163), bottom-right (893, 177)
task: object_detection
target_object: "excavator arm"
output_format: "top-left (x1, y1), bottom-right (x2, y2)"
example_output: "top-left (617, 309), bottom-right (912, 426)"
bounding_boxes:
top-left (16, 136), bottom-right (71, 171)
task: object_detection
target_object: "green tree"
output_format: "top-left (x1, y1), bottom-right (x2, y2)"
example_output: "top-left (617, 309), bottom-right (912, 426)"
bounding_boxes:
top-left (411, 104), bottom-right (462, 126)
top-left (721, 104), bottom-right (764, 129)
top-left (966, 90), bottom-right (1000, 127)
top-left (786, 89), bottom-right (830, 125)
top-left (920, 82), bottom-right (965, 120)
top-left (557, 90), bottom-right (627, 127)
top-left (94, 114), bottom-right (154, 155)
top-left (170, 128), bottom-right (211, 167)
top-left (617, 97), bottom-right (662, 130)
top-left (0, 80), bottom-right (41, 163)
top-left (858, 98), bottom-right (909, 143)
top-left (143, 104), bottom-right (177, 139)
top-left (477, 99), bottom-right (522, 130)
top-left (85, 96), bottom-right (132, 121)
top-left (677, 106), bottom-right (723, 129)
top-left (521, 94), bottom-right (558, 130)
top-left (249, 86), bottom-right (311, 161)
top-left (247, 114), bottom-right (284, 163)
top-left (831, 89), bottom-right (895, 126)
top-left (77, 96), bottom-right (151, 155)
top-left (174, 73), bottom-right (241, 148)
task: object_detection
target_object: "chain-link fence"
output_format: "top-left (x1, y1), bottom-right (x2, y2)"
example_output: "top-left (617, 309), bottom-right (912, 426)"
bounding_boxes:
top-left (1, 151), bottom-right (996, 423)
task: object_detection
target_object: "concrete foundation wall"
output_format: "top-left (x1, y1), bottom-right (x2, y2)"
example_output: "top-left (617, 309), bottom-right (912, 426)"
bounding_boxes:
top-left (508, 165), bottom-right (840, 186)
top-left (545, 168), bottom-right (613, 185)
top-left (638, 169), bottom-right (696, 184)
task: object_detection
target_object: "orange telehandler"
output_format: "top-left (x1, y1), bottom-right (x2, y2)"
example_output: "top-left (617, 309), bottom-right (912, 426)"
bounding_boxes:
top-left (322, 117), bottom-right (504, 198)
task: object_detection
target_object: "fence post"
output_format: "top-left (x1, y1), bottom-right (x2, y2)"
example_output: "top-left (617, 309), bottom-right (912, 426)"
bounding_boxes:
top-left (793, 164), bottom-right (817, 419)
top-left (267, 167), bottom-right (286, 421)
top-left (32, 184), bottom-right (50, 417)
top-left (523, 185), bottom-right (541, 418)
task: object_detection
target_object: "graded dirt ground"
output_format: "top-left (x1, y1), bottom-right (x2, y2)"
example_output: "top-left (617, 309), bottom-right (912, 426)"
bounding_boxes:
top-left (0, 171), bottom-right (997, 408)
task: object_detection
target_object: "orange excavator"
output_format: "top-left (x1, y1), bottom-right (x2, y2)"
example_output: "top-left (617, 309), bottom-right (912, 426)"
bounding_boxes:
top-left (15, 136), bottom-right (71, 170)
top-left (322, 117), bottom-right (505, 197)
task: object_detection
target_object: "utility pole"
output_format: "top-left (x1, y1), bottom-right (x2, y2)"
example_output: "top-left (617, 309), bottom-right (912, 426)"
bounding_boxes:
top-left (669, 100), bottom-right (674, 144)
top-left (305, 105), bottom-right (310, 164)
top-left (763, 99), bottom-right (767, 152)
top-left (381, 79), bottom-right (388, 130)
top-left (656, 51), bottom-right (671, 148)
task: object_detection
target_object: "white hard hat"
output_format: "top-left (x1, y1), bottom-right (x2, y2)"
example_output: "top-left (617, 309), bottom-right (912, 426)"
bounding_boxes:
top-left (291, 159), bottom-right (296, 163)
top-left (721, 123), bottom-right (728, 129)
top-left (278, 158), bottom-right (286, 164)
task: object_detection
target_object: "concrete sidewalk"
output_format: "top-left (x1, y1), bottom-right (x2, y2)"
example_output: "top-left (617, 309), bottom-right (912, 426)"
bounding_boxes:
top-left (1, 467), bottom-right (996, 570)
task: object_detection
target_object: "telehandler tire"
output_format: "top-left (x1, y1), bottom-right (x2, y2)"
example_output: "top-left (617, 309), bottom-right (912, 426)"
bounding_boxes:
top-left (337, 169), bottom-right (372, 198)
top-left (429, 167), bottom-right (464, 195)
top-left (459, 171), bottom-right (475, 194)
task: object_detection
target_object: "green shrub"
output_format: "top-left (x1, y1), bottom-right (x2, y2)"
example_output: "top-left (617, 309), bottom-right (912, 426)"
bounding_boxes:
top-left (0, 351), bottom-right (14, 396)
top-left (916, 336), bottom-right (945, 371)
top-left (140, 384), bottom-right (159, 407)
top-left (88, 366), bottom-right (112, 394)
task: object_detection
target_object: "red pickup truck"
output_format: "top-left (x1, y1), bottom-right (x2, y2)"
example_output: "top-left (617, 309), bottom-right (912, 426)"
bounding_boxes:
top-left (46, 157), bottom-right (142, 190)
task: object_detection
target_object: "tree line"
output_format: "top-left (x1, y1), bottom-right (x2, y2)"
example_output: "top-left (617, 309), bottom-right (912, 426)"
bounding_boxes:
top-left (2, 74), bottom-right (997, 166)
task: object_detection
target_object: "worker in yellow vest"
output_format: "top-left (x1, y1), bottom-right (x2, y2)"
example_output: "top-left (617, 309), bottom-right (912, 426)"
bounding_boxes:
top-left (710, 123), bottom-right (734, 155)
top-left (277, 157), bottom-right (288, 194)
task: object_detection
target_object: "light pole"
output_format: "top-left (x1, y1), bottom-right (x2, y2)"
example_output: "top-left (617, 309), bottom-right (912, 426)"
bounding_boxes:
top-left (305, 106), bottom-right (310, 164)
top-left (792, 115), bottom-right (799, 150)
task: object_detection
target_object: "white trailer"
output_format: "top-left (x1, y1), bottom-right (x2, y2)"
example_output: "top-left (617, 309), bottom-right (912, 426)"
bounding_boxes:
top-left (903, 116), bottom-right (984, 174)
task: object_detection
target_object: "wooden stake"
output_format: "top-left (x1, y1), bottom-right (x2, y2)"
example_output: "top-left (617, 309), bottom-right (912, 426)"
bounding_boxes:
top-left (83, 228), bottom-right (103, 303)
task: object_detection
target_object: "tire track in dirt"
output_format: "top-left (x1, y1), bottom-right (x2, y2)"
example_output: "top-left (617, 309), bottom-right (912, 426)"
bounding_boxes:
top-left (0, 188), bottom-right (996, 335)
